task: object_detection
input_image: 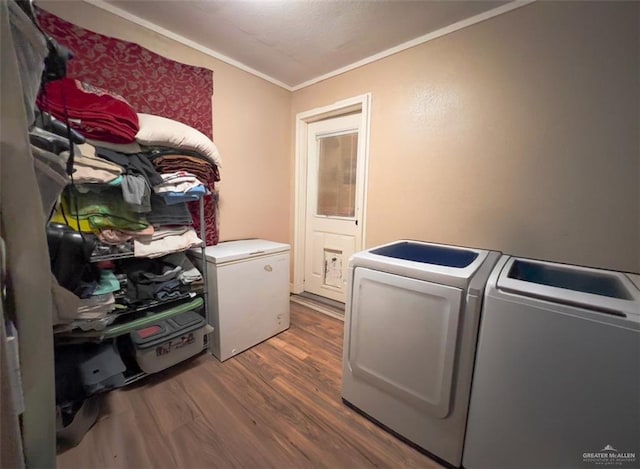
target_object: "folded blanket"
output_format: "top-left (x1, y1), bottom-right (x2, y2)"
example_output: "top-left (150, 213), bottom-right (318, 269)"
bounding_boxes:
top-left (98, 225), bottom-right (154, 245)
top-left (134, 228), bottom-right (203, 258)
top-left (152, 154), bottom-right (219, 185)
top-left (62, 144), bottom-right (123, 184)
top-left (38, 78), bottom-right (139, 143)
top-left (154, 171), bottom-right (203, 193)
top-left (147, 194), bottom-right (193, 226)
top-left (149, 226), bottom-right (190, 241)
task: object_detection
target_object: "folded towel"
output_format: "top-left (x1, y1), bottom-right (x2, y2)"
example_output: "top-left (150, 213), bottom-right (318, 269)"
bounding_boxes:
top-left (134, 228), bottom-right (203, 258)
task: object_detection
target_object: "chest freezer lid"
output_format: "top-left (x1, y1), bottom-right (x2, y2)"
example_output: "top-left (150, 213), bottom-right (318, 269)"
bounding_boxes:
top-left (201, 239), bottom-right (290, 264)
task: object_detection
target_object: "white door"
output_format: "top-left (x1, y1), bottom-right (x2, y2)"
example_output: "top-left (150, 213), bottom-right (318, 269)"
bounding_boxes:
top-left (304, 114), bottom-right (364, 302)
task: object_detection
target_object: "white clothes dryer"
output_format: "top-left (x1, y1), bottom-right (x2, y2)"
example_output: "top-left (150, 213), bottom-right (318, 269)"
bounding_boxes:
top-left (341, 240), bottom-right (501, 467)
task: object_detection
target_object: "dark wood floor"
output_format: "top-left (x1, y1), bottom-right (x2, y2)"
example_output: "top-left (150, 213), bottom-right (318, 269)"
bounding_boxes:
top-left (57, 302), bottom-right (443, 469)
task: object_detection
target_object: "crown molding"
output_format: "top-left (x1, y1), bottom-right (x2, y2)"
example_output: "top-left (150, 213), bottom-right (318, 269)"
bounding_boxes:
top-left (81, 0), bottom-right (535, 92)
top-left (83, 0), bottom-right (293, 90)
top-left (291, 0), bottom-right (536, 91)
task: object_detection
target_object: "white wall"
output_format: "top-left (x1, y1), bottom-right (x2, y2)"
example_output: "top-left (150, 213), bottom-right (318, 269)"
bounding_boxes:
top-left (292, 1), bottom-right (640, 272)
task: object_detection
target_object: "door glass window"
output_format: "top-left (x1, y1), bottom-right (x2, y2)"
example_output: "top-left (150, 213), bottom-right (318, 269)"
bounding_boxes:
top-left (316, 132), bottom-right (358, 217)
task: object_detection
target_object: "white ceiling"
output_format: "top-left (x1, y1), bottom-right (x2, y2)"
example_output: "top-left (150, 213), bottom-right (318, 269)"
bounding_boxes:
top-left (93, 0), bottom-right (516, 90)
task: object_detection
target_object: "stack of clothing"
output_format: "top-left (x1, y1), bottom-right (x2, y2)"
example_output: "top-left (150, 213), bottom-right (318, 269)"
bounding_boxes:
top-left (51, 186), bottom-right (149, 233)
top-left (94, 146), bottom-right (163, 213)
top-left (121, 257), bottom-right (189, 303)
top-left (98, 225), bottom-right (154, 245)
top-left (37, 77), bottom-right (139, 143)
top-left (134, 225), bottom-right (202, 259)
top-left (35, 79), bottom-right (219, 328)
top-left (107, 253), bottom-right (204, 311)
top-left (154, 171), bottom-right (206, 205)
top-left (134, 113), bottom-right (221, 246)
top-left (146, 193), bottom-right (193, 226)
top-left (64, 144), bottom-right (123, 184)
top-left (151, 152), bottom-right (219, 189)
top-left (72, 265), bottom-right (121, 328)
top-left (164, 252), bottom-right (203, 288)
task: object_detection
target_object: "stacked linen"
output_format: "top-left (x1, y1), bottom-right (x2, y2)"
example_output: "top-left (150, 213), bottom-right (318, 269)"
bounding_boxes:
top-left (133, 225), bottom-right (203, 259)
top-left (151, 153), bottom-right (219, 193)
top-left (94, 147), bottom-right (163, 187)
top-left (75, 267), bottom-right (121, 324)
top-left (98, 225), bottom-right (154, 246)
top-left (135, 113), bottom-right (221, 246)
top-left (121, 258), bottom-right (189, 303)
top-left (146, 194), bottom-right (194, 226)
top-left (154, 171), bottom-right (207, 205)
top-left (51, 149), bottom-right (206, 260)
top-left (94, 146), bottom-right (163, 214)
top-left (37, 78), bottom-right (139, 143)
top-left (65, 143), bottom-right (123, 184)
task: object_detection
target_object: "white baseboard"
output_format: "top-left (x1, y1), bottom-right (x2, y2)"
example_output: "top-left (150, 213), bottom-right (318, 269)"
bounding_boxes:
top-left (290, 295), bottom-right (344, 322)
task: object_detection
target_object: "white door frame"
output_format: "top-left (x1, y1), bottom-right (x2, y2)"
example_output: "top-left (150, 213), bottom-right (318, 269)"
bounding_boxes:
top-left (292, 93), bottom-right (372, 294)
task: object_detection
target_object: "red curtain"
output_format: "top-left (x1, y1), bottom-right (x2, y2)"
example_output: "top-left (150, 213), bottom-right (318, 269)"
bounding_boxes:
top-left (37, 9), bottom-right (219, 245)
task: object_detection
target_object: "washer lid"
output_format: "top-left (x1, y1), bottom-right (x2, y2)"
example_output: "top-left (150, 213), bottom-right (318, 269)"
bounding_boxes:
top-left (370, 241), bottom-right (479, 268)
top-left (201, 239), bottom-right (290, 264)
top-left (351, 240), bottom-right (494, 289)
top-left (496, 257), bottom-right (640, 317)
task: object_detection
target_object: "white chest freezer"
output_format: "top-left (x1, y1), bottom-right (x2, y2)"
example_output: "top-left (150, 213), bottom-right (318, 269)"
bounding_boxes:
top-left (192, 239), bottom-right (290, 361)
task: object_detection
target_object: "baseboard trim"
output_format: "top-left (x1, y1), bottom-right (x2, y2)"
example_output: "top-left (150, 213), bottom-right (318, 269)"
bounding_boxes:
top-left (290, 295), bottom-right (344, 322)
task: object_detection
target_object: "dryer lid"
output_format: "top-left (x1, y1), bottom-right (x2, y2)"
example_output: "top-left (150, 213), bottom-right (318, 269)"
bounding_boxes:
top-left (496, 257), bottom-right (640, 317)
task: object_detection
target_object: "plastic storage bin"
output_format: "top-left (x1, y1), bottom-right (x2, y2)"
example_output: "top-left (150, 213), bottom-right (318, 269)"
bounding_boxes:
top-left (129, 311), bottom-right (209, 373)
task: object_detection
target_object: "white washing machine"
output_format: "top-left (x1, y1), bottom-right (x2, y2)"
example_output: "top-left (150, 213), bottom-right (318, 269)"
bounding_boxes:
top-left (341, 240), bottom-right (501, 467)
top-left (463, 256), bottom-right (640, 469)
